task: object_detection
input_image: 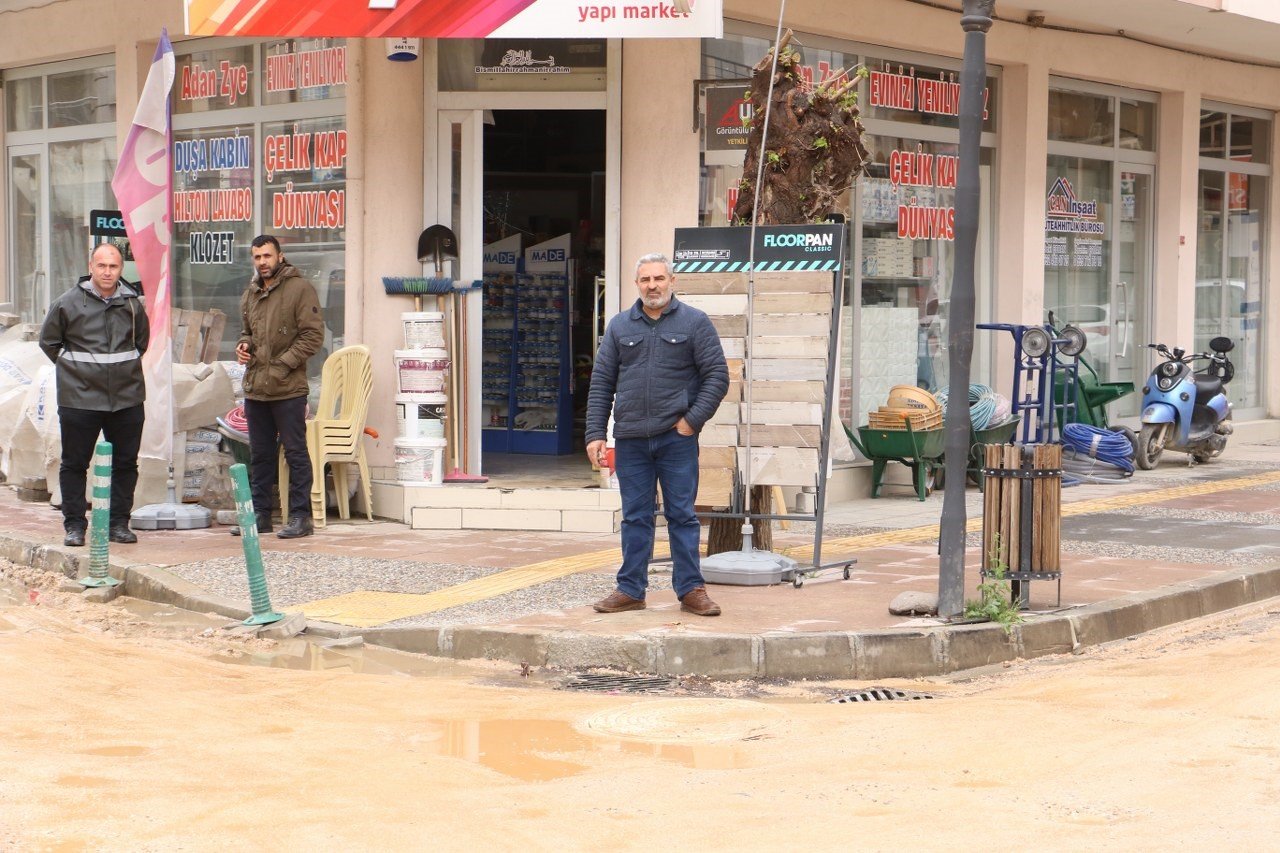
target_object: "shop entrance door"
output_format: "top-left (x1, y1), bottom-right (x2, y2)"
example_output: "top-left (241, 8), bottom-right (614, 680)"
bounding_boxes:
top-left (1044, 156), bottom-right (1153, 419)
top-left (435, 107), bottom-right (609, 479)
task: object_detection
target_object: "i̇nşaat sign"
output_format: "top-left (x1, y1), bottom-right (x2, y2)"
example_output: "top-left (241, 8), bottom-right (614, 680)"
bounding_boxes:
top-left (184, 0), bottom-right (723, 38)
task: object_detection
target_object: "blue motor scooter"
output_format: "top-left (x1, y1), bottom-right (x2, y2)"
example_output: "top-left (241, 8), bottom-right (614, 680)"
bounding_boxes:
top-left (1134, 336), bottom-right (1234, 469)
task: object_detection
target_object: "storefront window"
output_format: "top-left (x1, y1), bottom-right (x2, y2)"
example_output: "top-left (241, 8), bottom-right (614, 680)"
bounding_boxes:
top-left (172, 124), bottom-right (256, 347)
top-left (1046, 80), bottom-right (1157, 413)
top-left (862, 57), bottom-right (997, 132)
top-left (50, 138), bottom-right (117, 298)
top-left (700, 30), bottom-right (998, 432)
top-left (439, 39), bottom-right (606, 92)
top-left (48, 66), bottom-right (116, 127)
top-left (858, 137), bottom-right (993, 403)
top-left (262, 38), bottom-right (348, 105)
top-left (174, 44), bottom-right (256, 115)
top-left (5, 77), bottom-right (43, 132)
top-left (1048, 89), bottom-right (1113, 146)
top-left (1119, 98), bottom-right (1156, 151)
top-left (5, 58), bottom-right (117, 320)
top-left (262, 115), bottom-right (347, 354)
top-left (1197, 106), bottom-right (1270, 411)
top-left (173, 40), bottom-right (347, 367)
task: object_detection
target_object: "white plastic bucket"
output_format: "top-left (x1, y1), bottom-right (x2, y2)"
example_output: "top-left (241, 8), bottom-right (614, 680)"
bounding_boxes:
top-left (402, 311), bottom-right (446, 349)
top-left (394, 437), bottom-right (446, 486)
top-left (395, 393), bottom-right (446, 439)
top-left (394, 349), bottom-right (450, 395)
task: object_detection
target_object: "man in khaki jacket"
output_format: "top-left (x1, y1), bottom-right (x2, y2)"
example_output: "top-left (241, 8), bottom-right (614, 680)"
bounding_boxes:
top-left (234, 234), bottom-right (323, 538)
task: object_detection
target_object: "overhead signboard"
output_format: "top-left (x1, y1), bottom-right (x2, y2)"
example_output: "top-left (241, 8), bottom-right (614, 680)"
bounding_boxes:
top-left (184, 0), bottom-right (723, 39)
top-left (673, 225), bottom-right (847, 273)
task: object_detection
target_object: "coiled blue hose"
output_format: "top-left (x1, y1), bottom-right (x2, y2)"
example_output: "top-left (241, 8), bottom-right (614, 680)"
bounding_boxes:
top-left (935, 384), bottom-right (1002, 430)
top-left (1060, 423), bottom-right (1135, 483)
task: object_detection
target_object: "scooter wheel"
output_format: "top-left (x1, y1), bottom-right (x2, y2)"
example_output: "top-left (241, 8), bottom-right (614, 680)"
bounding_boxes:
top-left (1135, 423), bottom-right (1165, 470)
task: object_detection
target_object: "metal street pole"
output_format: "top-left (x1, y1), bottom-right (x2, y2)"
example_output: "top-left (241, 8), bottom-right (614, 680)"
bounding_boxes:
top-left (938, 0), bottom-right (995, 618)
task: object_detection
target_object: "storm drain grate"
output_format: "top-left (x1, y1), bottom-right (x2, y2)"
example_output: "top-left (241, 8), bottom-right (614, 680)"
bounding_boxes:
top-left (829, 687), bottom-right (936, 703)
top-left (561, 673), bottom-right (676, 694)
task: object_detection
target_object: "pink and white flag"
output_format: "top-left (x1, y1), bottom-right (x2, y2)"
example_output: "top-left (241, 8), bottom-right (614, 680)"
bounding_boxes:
top-left (110, 31), bottom-right (175, 464)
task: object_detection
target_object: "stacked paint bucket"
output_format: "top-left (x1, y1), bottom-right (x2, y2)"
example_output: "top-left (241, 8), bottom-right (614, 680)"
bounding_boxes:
top-left (394, 311), bottom-right (448, 486)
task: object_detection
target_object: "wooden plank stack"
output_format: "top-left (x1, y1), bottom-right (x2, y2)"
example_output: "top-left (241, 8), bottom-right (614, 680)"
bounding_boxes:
top-left (980, 443), bottom-right (1061, 575)
top-left (171, 308), bottom-right (227, 364)
top-left (677, 270), bottom-right (833, 508)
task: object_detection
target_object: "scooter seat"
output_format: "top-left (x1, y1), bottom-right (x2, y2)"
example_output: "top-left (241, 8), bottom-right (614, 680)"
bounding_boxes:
top-left (1193, 373), bottom-right (1223, 403)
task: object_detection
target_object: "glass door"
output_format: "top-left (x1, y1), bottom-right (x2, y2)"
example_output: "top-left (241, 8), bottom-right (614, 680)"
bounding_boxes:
top-left (1044, 155), bottom-right (1152, 418)
top-left (7, 145), bottom-right (46, 321)
top-left (1113, 167), bottom-right (1152, 414)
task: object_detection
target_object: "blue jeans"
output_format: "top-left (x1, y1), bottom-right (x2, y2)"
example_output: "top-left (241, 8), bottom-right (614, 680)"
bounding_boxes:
top-left (614, 429), bottom-right (705, 600)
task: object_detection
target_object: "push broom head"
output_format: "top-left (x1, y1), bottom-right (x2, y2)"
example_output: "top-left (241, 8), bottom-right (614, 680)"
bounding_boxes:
top-left (381, 276), bottom-right (456, 295)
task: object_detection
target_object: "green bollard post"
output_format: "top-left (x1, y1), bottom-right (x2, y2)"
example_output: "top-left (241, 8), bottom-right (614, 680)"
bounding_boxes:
top-left (230, 463), bottom-right (283, 626)
top-left (79, 441), bottom-right (120, 588)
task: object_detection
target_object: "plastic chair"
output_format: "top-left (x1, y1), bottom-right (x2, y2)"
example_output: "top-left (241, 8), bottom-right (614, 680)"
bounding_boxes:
top-left (280, 345), bottom-right (374, 526)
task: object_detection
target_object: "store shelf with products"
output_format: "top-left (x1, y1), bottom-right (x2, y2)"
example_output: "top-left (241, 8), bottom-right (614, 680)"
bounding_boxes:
top-left (481, 269), bottom-right (574, 455)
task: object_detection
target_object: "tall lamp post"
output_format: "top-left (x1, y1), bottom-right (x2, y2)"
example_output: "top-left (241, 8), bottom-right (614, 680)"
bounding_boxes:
top-left (938, 0), bottom-right (995, 618)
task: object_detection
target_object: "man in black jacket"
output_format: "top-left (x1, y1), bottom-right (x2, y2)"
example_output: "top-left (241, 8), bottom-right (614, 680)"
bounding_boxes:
top-left (585, 253), bottom-right (729, 616)
top-left (39, 243), bottom-right (150, 547)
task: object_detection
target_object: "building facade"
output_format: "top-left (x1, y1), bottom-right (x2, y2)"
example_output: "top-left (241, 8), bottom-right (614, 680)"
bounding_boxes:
top-left (2, 0), bottom-right (1278, 523)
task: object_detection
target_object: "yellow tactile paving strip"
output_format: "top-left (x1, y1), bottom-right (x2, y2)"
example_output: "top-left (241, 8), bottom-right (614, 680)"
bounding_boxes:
top-left (298, 470), bottom-right (1280, 626)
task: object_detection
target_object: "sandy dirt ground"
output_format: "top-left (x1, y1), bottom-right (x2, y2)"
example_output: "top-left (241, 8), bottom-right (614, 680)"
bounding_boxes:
top-left (2, 561), bottom-right (1278, 851)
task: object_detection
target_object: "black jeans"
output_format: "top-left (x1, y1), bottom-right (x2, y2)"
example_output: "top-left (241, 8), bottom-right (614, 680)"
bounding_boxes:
top-left (58, 404), bottom-right (145, 532)
top-left (244, 395), bottom-right (312, 519)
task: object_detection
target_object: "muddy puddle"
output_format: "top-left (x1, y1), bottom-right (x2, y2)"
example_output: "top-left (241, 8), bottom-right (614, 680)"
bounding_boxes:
top-left (0, 576), bottom-right (783, 782)
top-left (407, 717), bottom-right (750, 781)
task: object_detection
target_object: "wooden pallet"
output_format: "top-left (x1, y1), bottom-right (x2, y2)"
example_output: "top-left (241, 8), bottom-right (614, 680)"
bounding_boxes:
top-left (171, 308), bottom-right (227, 364)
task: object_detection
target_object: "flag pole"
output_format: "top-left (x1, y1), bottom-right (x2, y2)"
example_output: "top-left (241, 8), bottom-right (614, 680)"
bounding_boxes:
top-left (122, 28), bottom-right (210, 530)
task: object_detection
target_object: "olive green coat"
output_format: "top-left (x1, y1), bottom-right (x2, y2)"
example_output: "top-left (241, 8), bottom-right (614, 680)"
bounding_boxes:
top-left (237, 264), bottom-right (323, 401)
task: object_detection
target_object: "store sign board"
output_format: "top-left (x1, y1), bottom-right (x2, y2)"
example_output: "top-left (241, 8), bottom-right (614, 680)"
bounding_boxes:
top-left (89, 209), bottom-right (128, 237)
top-left (1044, 176), bottom-right (1105, 270)
top-left (672, 225), bottom-right (846, 272)
top-left (484, 233), bottom-right (523, 273)
top-left (525, 234), bottom-right (572, 272)
top-left (184, 0), bottom-right (723, 38)
top-left (704, 84), bottom-right (751, 152)
top-left (868, 64), bottom-right (990, 120)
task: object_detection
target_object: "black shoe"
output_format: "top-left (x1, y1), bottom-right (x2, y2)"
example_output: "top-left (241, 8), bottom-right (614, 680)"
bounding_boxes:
top-left (230, 515), bottom-right (273, 536)
top-left (109, 525), bottom-right (138, 544)
top-left (63, 528), bottom-right (86, 548)
top-left (276, 515), bottom-right (314, 539)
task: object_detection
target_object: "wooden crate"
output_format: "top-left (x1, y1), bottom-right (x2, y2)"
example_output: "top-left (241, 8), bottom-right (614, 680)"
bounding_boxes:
top-left (171, 308), bottom-right (227, 364)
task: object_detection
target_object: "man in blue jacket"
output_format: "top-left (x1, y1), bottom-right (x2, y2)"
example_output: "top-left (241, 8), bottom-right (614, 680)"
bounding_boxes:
top-left (39, 243), bottom-right (150, 548)
top-left (585, 253), bottom-right (729, 616)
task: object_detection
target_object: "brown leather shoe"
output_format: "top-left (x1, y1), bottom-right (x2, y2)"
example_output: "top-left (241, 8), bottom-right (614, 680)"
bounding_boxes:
top-left (593, 590), bottom-right (646, 613)
top-left (679, 587), bottom-right (721, 617)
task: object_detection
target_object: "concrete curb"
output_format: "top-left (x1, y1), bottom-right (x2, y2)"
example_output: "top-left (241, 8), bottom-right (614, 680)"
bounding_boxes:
top-left (6, 531), bottom-right (1279, 681)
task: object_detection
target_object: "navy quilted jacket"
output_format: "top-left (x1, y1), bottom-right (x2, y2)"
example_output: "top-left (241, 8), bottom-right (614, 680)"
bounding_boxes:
top-left (586, 296), bottom-right (728, 442)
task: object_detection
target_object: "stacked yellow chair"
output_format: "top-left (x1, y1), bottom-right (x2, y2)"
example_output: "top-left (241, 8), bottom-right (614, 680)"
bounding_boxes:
top-left (279, 345), bottom-right (375, 527)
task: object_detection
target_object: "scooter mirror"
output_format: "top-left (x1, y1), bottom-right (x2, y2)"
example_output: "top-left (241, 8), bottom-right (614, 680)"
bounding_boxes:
top-left (1057, 324), bottom-right (1087, 357)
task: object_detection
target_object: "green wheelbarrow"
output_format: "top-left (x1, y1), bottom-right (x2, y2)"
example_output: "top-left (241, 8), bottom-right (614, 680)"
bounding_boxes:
top-left (845, 420), bottom-right (946, 501)
top-left (966, 415), bottom-right (1021, 491)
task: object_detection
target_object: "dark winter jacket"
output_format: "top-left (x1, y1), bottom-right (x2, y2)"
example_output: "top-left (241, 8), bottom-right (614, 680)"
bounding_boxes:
top-left (39, 276), bottom-right (150, 412)
top-left (238, 264), bottom-right (323, 401)
top-left (586, 296), bottom-right (728, 442)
